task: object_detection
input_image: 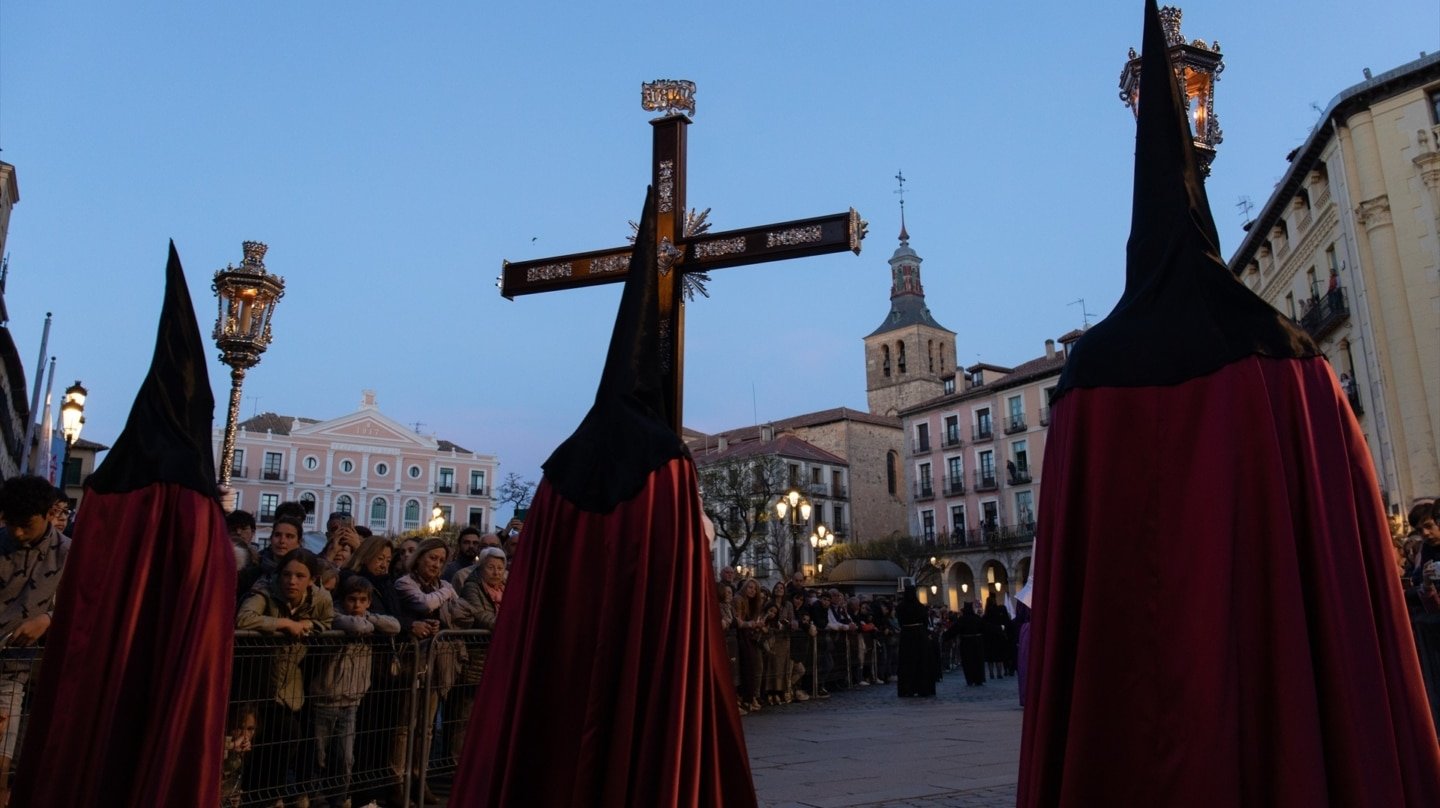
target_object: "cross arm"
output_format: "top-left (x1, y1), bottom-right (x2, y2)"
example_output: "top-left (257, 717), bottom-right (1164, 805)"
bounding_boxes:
top-left (499, 208), bottom-right (866, 299)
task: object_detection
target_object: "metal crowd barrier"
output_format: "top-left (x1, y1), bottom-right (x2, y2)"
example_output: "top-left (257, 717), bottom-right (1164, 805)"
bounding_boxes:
top-left (0, 644), bottom-right (41, 806)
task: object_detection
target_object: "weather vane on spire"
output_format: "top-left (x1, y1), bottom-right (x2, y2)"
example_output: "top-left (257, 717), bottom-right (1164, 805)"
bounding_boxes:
top-left (895, 170), bottom-right (910, 241)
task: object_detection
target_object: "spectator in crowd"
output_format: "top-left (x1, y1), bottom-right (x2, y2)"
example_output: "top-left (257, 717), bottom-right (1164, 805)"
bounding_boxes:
top-left (453, 547), bottom-right (508, 753)
top-left (220, 704), bottom-right (257, 808)
top-left (717, 583), bottom-right (736, 632)
top-left (0, 476), bottom-right (70, 804)
top-left (235, 548), bottom-right (334, 807)
top-left (876, 600), bottom-right (900, 684)
top-left (239, 516), bottom-right (305, 604)
top-left (395, 538), bottom-right (473, 805)
top-left (1406, 500), bottom-right (1440, 590)
top-left (341, 536), bottom-right (411, 804)
top-left (345, 537), bottom-right (401, 617)
top-left (765, 581), bottom-right (798, 705)
top-left (785, 569), bottom-right (806, 601)
top-left (717, 565), bottom-right (738, 591)
top-left (320, 519), bottom-right (360, 570)
top-left (395, 538), bottom-right (421, 581)
top-left (46, 494), bottom-right (72, 537)
top-left (227, 510), bottom-right (259, 573)
top-left (309, 576), bottom-right (400, 808)
top-left (733, 578), bottom-right (767, 713)
top-left (325, 512), bottom-right (353, 539)
top-left (443, 527), bottom-right (484, 583)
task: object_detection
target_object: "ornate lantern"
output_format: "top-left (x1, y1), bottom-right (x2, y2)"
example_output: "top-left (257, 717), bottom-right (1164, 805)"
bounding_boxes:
top-left (1119, 5), bottom-right (1225, 176)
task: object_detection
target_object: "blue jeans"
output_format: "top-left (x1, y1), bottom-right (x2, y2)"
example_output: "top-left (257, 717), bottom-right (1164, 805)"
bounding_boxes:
top-left (311, 704), bottom-right (358, 802)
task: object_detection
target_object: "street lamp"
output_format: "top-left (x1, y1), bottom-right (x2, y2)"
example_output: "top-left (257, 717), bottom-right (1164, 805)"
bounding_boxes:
top-left (809, 524), bottom-right (835, 581)
top-left (1119, 5), bottom-right (1224, 176)
top-left (428, 505), bottom-right (446, 534)
top-left (59, 380), bottom-right (86, 490)
top-left (213, 241), bottom-right (286, 487)
top-left (775, 488), bottom-right (812, 577)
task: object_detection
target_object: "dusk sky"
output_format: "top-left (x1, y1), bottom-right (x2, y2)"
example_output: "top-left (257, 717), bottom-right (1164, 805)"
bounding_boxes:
top-left (3, 2), bottom-right (1436, 486)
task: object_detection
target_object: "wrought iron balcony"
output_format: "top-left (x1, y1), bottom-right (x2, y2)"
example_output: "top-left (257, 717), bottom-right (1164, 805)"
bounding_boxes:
top-left (972, 423), bottom-right (994, 442)
top-left (973, 470), bottom-right (999, 492)
top-left (231, 465), bottom-right (251, 480)
top-left (436, 483), bottom-right (455, 494)
top-left (942, 429), bottom-right (964, 448)
top-left (914, 480), bottom-right (936, 501)
top-left (1346, 387), bottom-right (1364, 416)
top-left (469, 485), bottom-right (489, 496)
top-left (1003, 414), bottom-right (1027, 434)
top-left (1007, 464), bottom-right (1032, 485)
top-left (1039, 407), bottom-right (1051, 426)
top-left (911, 437), bottom-right (932, 455)
top-left (1299, 286), bottom-right (1349, 340)
top-left (262, 470), bottom-right (287, 482)
top-left (831, 484), bottom-right (848, 499)
top-left (942, 475), bottom-right (966, 497)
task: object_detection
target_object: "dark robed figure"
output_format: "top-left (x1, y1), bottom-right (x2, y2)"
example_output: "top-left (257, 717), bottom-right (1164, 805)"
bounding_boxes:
top-left (895, 584), bottom-right (936, 697)
top-left (450, 189), bottom-right (755, 807)
top-left (12, 244), bottom-right (236, 806)
top-left (1017, 2), bottom-right (1440, 805)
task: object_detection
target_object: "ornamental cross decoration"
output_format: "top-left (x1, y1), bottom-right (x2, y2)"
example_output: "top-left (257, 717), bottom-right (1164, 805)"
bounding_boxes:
top-left (499, 79), bottom-right (867, 433)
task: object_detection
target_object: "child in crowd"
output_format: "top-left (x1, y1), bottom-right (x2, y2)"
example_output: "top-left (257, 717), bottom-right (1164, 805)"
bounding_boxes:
top-left (309, 576), bottom-right (400, 808)
top-left (220, 704), bottom-right (256, 808)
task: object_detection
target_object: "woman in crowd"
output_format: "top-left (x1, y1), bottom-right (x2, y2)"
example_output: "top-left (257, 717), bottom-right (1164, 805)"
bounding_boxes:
top-left (896, 584), bottom-right (936, 697)
top-left (235, 548), bottom-right (334, 807)
top-left (764, 580), bottom-right (796, 705)
top-left (395, 538), bottom-right (473, 804)
top-left (238, 515), bottom-right (305, 604)
top-left (394, 538), bottom-right (421, 582)
top-left (453, 547), bottom-right (508, 754)
top-left (343, 536), bottom-right (414, 805)
top-left (732, 578), bottom-right (768, 713)
top-left (346, 537), bottom-right (402, 616)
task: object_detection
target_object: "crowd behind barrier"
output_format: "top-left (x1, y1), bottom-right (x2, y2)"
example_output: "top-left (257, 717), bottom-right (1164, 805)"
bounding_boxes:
top-left (11, 488), bottom-right (1438, 807)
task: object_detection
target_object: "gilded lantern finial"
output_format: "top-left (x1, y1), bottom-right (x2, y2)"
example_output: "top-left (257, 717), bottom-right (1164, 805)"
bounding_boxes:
top-left (641, 80), bottom-right (697, 118)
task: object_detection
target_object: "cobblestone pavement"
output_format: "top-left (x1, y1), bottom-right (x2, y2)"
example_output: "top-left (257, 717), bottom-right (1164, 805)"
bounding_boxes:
top-left (744, 671), bottom-right (1023, 808)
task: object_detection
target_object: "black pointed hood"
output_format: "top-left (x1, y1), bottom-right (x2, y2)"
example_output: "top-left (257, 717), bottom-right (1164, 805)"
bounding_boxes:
top-left (87, 242), bottom-right (218, 496)
top-left (1055, 0), bottom-right (1316, 397)
top-left (542, 187), bottom-right (689, 513)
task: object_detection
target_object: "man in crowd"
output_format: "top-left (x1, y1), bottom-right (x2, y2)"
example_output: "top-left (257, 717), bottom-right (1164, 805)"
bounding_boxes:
top-left (0, 476), bottom-right (72, 803)
top-left (444, 526), bottom-right (485, 583)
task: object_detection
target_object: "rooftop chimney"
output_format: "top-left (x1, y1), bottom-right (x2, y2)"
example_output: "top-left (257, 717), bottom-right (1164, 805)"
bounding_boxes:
top-left (717, 436), bottom-right (728, 452)
top-left (1045, 339), bottom-right (1056, 360)
top-left (761, 424), bottom-right (774, 442)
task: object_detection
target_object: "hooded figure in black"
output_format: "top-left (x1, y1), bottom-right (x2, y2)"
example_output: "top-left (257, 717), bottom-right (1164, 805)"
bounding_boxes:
top-left (450, 188), bottom-right (756, 807)
top-left (12, 243), bottom-right (236, 806)
top-left (1017, 3), bottom-right (1440, 805)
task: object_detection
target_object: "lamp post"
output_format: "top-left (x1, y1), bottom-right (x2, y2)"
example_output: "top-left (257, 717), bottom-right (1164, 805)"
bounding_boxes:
top-left (213, 242), bottom-right (285, 487)
top-left (775, 488), bottom-right (812, 577)
top-left (428, 505), bottom-right (446, 535)
top-left (1119, 5), bottom-right (1224, 176)
top-left (808, 524), bottom-right (835, 580)
top-left (59, 380), bottom-right (87, 491)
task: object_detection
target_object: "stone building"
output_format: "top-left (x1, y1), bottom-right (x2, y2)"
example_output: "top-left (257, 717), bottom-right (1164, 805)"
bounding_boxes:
top-left (216, 390), bottom-right (498, 536)
top-left (1228, 52), bottom-right (1440, 511)
top-left (0, 161), bottom-right (27, 480)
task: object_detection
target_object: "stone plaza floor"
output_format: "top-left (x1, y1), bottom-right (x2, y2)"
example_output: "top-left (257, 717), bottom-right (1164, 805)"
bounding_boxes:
top-left (746, 672), bottom-right (1023, 808)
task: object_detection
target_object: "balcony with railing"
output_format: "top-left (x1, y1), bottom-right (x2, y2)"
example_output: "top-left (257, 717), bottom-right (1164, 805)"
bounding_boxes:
top-left (831, 520), bottom-right (848, 538)
top-left (1007, 463), bottom-right (1032, 485)
top-left (261, 469), bottom-right (288, 482)
top-left (831, 483), bottom-right (848, 499)
top-left (972, 423), bottom-right (994, 442)
top-left (1038, 407), bottom-right (1050, 427)
top-left (914, 479), bottom-right (936, 501)
top-left (973, 469), bottom-right (999, 492)
top-left (1346, 387), bottom-right (1364, 416)
top-left (942, 428), bottom-right (964, 449)
top-left (910, 437), bottom-right (932, 455)
top-left (469, 485), bottom-right (489, 497)
top-left (231, 465), bottom-right (251, 480)
top-left (942, 474), bottom-right (966, 497)
top-left (1003, 414), bottom-right (1027, 435)
top-left (436, 483), bottom-right (455, 494)
top-left (1298, 286), bottom-right (1349, 340)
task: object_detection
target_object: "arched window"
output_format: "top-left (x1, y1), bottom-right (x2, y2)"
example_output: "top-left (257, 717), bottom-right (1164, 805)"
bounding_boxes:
top-left (882, 345), bottom-right (891, 377)
top-left (335, 495), bottom-right (353, 515)
top-left (369, 497), bottom-right (388, 532)
top-left (897, 341), bottom-right (907, 374)
top-left (299, 492), bottom-right (317, 526)
top-left (886, 450), bottom-right (899, 496)
top-left (928, 340), bottom-right (935, 372)
top-left (403, 499), bottom-right (421, 531)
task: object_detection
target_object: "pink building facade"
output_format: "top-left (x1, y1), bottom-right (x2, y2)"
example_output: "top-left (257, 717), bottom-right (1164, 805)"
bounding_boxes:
top-left (215, 391), bottom-right (498, 536)
top-left (898, 334), bottom-right (1076, 609)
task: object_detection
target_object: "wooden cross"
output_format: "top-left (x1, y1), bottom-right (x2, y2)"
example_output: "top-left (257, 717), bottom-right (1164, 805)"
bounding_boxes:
top-left (499, 79), bottom-right (867, 433)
